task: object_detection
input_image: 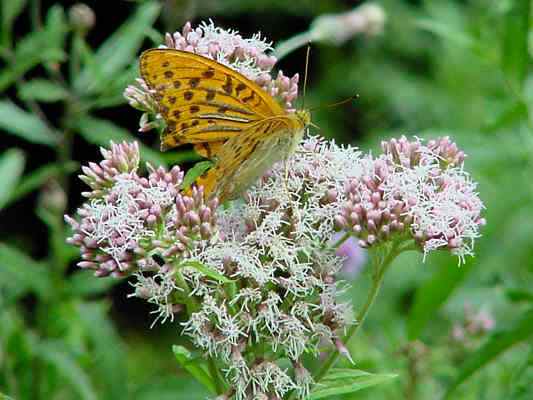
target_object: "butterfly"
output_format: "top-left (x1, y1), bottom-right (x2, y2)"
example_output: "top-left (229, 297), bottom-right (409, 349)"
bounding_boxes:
top-left (139, 48), bottom-right (310, 202)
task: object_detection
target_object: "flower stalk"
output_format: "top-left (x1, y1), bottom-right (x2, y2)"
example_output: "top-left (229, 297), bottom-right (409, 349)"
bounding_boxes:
top-left (311, 239), bottom-right (415, 386)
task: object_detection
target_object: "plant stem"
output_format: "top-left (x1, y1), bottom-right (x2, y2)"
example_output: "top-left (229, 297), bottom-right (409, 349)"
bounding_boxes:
top-left (208, 356), bottom-right (225, 395)
top-left (332, 231), bottom-right (351, 249)
top-left (312, 241), bottom-right (403, 383)
top-left (274, 31), bottom-right (313, 60)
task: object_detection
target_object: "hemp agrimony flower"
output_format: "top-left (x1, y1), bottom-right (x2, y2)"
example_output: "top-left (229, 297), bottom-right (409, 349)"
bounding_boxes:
top-left (66, 133), bottom-right (484, 399)
top-left (335, 136), bottom-right (485, 263)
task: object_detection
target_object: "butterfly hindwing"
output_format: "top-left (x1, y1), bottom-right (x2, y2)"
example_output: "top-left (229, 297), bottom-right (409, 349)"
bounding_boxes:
top-left (195, 118), bottom-right (299, 200)
top-left (140, 49), bottom-right (286, 151)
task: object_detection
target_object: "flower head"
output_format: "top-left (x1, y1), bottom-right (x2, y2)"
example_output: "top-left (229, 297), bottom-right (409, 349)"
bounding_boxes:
top-left (336, 136), bottom-right (485, 263)
top-left (65, 141), bottom-right (216, 278)
top-left (66, 133), bottom-right (485, 399)
top-left (310, 3), bottom-right (386, 45)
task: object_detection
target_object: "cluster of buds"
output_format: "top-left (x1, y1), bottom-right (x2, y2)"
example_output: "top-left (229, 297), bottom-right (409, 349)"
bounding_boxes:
top-left (65, 141), bottom-right (216, 277)
top-left (335, 136), bottom-right (485, 263)
top-left (451, 303), bottom-right (495, 347)
top-left (310, 3), bottom-right (386, 45)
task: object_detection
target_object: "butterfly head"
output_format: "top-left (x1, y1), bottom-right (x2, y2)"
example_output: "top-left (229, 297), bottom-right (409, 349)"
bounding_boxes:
top-left (295, 109), bottom-right (311, 128)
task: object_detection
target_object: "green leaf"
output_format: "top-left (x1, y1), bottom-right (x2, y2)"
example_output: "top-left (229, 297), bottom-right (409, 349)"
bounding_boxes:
top-left (310, 368), bottom-right (398, 399)
top-left (86, 65), bottom-right (138, 109)
top-left (36, 205), bottom-right (73, 269)
top-left (505, 288), bottom-right (533, 303)
top-left (180, 260), bottom-right (233, 284)
top-left (0, 393), bottom-right (15, 400)
top-left (415, 18), bottom-right (475, 50)
top-left (67, 271), bottom-right (120, 297)
top-left (0, 148), bottom-right (25, 210)
top-left (0, 242), bottom-right (52, 301)
top-left (5, 161), bottom-right (78, 207)
top-left (0, 30), bottom-right (65, 91)
top-left (18, 79), bottom-right (69, 102)
top-left (1, 0), bottom-right (27, 47)
top-left (34, 340), bottom-right (98, 400)
top-left (0, 100), bottom-right (57, 145)
top-left (75, 115), bottom-right (166, 166)
top-left (483, 101), bottom-right (528, 133)
top-left (77, 302), bottom-right (127, 400)
top-left (407, 257), bottom-right (474, 340)
top-left (502, 0), bottom-right (530, 89)
top-left (181, 161), bottom-right (213, 190)
top-left (74, 2), bottom-right (160, 94)
top-left (44, 5), bottom-right (68, 51)
top-left (133, 377), bottom-right (209, 400)
top-left (172, 345), bottom-right (217, 394)
top-left (444, 308), bottom-right (533, 398)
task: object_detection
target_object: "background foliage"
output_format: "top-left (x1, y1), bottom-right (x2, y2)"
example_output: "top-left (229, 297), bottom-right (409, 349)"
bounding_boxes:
top-left (1, 0), bottom-right (532, 399)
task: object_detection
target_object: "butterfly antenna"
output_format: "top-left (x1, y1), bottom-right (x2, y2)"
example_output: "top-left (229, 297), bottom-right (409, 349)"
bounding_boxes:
top-left (309, 93), bottom-right (359, 112)
top-left (302, 43), bottom-right (311, 109)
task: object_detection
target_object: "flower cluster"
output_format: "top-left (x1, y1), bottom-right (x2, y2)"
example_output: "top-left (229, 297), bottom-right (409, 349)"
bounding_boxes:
top-left (335, 136), bottom-right (485, 263)
top-left (66, 134), bottom-right (484, 399)
top-left (310, 3), bottom-right (386, 45)
top-left (451, 303), bottom-right (495, 345)
top-left (65, 141), bottom-right (216, 278)
top-left (124, 20), bottom-right (299, 132)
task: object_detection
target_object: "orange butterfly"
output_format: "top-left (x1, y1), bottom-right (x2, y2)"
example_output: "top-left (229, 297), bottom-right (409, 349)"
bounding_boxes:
top-left (139, 48), bottom-right (310, 202)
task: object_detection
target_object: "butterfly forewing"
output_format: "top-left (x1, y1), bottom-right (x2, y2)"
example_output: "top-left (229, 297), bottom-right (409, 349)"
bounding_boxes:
top-left (140, 49), bottom-right (286, 151)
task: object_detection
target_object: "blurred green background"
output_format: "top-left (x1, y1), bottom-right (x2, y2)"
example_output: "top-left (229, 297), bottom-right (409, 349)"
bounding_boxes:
top-left (1, 0), bottom-right (532, 399)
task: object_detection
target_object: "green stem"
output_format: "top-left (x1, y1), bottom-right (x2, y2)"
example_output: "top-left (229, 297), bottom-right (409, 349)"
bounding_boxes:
top-left (332, 231), bottom-right (351, 249)
top-left (312, 241), bottom-right (404, 383)
top-left (208, 356), bottom-right (225, 395)
top-left (273, 31), bottom-right (313, 60)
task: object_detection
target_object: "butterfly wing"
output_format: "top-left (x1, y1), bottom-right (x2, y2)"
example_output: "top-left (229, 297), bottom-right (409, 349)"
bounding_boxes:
top-left (196, 116), bottom-right (305, 201)
top-left (140, 48), bottom-right (286, 151)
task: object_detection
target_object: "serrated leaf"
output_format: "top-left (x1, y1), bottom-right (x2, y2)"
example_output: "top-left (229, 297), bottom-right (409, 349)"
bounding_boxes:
top-left (5, 161), bottom-right (78, 207)
top-left (74, 116), bottom-right (166, 166)
top-left (172, 345), bottom-right (217, 394)
top-left (74, 2), bottom-right (160, 94)
top-left (310, 368), bottom-right (397, 399)
top-left (444, 308), bottom-right (533, 398)
top-left (0, 100), bottom-right (57, 145)
top-left (407, 257), bottom-right (474, 340)
top-left (0, 243), bottom-right (52, 301)
top-left (180, 260), bottom-right (233, 284)
top-left (181, 161), bottom-right (213, 190)
top-left (18, 79), bottom-right (69, 102)
top-left (35, 340), bottom-right (98, 400)
top-left (0, 148), bottom-right (25, 210)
